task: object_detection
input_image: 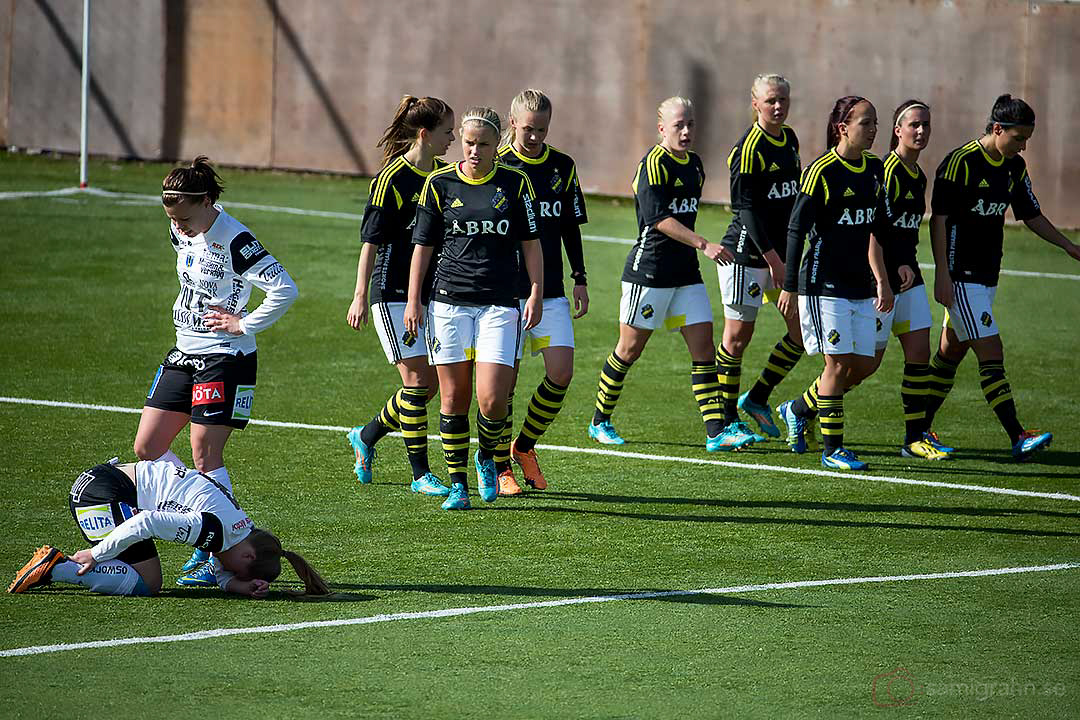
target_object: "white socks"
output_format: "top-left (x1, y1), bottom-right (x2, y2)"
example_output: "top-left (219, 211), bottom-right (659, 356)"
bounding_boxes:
top-left (51, 559), bottom-right (141, 595)
top-left (154, 449), bottom-right (186, 469)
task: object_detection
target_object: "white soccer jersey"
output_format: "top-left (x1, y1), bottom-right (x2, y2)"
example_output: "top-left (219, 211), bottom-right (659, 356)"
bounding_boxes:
top-left (89, 461), bottom-right (254, 565)
top-left (170, 207), bottom-right (298, 355)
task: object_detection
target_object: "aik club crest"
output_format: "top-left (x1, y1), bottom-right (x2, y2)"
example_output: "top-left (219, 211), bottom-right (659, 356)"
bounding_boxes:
top-left (980, 312), bottom-right (993, 327)
top-left (401, 331), bottom-right (417, 348)
top-left (641, 304), bottom-right (655, 319)
top-left (875, 318), bottom-right (883, 332)
top-left (491, 187), bottom-right (509, 213)
top-left (748, 283), bottom-right (761, 298)
top-left (550, 170), bottom-right (562, 193)
top-left (827, 329), bottom-right (841, 345)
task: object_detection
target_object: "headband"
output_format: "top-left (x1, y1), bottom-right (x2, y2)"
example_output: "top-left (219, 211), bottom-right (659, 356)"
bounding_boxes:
top-left (161, 190), bottom-right (207, 196)
top-left (895, 103), bottom-right (929, 127)
top-left (462, 115), bottom-right (500, 133)
top-left (990, 119), bottom-right (1034, 128)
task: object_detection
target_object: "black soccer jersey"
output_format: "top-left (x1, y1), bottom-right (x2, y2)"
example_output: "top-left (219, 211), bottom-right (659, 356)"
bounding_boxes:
top-left (497, 143), bottom-right (588, 299)
top-left (879, 150), bottom-right (927, 293)
top-left (412, 162), bottom-right (539, 307)
top-left (721, 124), bottom-right (801, 268)
top-left (784, 149), bottom-right (889, 299)
top-left (360, 156), bottom-right (447, 305)
top-left (930, 140), bottom-right (1041, 287)
top-left (623, 145), bottom-right (706, 288)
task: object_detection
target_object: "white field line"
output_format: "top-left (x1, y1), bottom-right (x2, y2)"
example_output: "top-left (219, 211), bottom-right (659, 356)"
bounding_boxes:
top-left (1, 561), bottom-right (1075, 659)
top-left (3, 187), bottom-right (1078, 282)
top-left (3, 396), bottom-right (1078, 503)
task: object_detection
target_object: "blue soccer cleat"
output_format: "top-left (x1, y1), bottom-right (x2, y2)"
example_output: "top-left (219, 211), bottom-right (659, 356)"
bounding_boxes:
top-left (588, 420), bottom-right (625, 445)
top-left (1012, 430), bottom-right (1052, 461)
top-left (441, 483), bottom-right (471, 510)
top-left (180, 548), bottom-right (210, 574)
top-left (922, 430), bottom-right (955, 455)
top-left (176, 559), bottom-right (217, 587)
top-left (346, 426), bottom-right (375, 484)
top-left (475, 451), bottom-right (498, 503)
top-left (706, 422), bottom-right (758, 452)
top-left (776, 400), bottom-right (808, 454)
top-left (738, 391), bottom-right (781, 438)
top-left (821, 447), bottom-right (868, 471)
top-left (411, 472), bottom-right (451, 497)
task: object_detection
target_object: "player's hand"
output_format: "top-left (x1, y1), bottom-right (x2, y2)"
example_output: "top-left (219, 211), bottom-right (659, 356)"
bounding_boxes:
top-left (776, 290), bottom-right (797, 320)
top-left (897, 265), bottom-right (916, 292)
top-left (241, 579), bottom-right (270, 598)
top-left (204, 306), bottom-right (244, 335)
top-left (765, 254), bottom-right (786, 290)
top-left (523, 295), bottom-right (543, 331)
top-left (572, 285), bottom-right (589, 319)
top-left (70, 549), bottom-right (96, 575)
top-left (934, 273), bottom-right (954, 309)
top-left (403, 301), bottom-right (423, 336)
top-left (703, 242), bottom-right (733, 265)
top-left (875, 283), bottom-right (895, 313)
top-left (346, 296), bottom-right (369, 330)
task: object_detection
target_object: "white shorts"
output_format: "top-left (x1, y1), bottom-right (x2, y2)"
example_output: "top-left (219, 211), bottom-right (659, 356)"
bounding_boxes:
top-left (944, 282), bottom-right (998, 342)
top-left (426, 301), bottom-right (521, 367)
top-left (875, 285), bottom-right (934, 350)
top-left (718, 264), bottom-right (775, 321)
top-left (799, 295), bottom-right (876, 357)
top-left (371, 302), bottom-right (428, 364)
top-left (620, 282), bottom-right (712, 331)
top-left (518, 296), bottom-right (575, 358)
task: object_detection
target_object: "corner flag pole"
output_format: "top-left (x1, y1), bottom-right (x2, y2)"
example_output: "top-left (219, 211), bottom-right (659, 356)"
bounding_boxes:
top-left (79, 0), bottom-right (90, 188)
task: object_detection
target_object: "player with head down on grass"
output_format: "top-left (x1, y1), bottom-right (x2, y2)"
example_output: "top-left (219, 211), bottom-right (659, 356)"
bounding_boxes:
top-left (8, 459), bottom-right (329, 598)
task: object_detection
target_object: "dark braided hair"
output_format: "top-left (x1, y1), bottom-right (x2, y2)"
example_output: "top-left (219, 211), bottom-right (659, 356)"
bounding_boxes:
top-left (161, 156), bottom-right (224, 206)
top-left (826, 96), bottom-right (867, 149)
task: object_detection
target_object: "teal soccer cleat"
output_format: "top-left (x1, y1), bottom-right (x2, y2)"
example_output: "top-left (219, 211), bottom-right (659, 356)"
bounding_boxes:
top-left (346, 427), bottom-right (375, 484)
top-left (176, 559), bottom-right (217, 587)
top-left (738, 392), bottom-right (781, 438)
top-left (821, 447), bottom-right (868, 471)
top-left (1012, 430), bottom-right (1052, 461)
top-left (776, 400), bottom-right (808, 454)
top-left (441, 483), bottom-right (471, 510)
top-left (587, 420), bottom-right (625, 445)
top-left (180, 548), bottom-right (210, 574)
top-left (706, 422), bottom-right (758, 452)
top-left (411, 472), bottom-right (451, 497)
top-left (475, 451), bottom-right (498, 503)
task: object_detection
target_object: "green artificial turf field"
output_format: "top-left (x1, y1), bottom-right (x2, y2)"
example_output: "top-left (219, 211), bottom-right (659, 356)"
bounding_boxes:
top-left (0, 152), bottom-right (1077, 718)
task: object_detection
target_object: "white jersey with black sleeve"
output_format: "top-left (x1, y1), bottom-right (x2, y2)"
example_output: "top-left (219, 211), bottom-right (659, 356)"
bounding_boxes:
top-left (89, 461), bottom-right (255, 590)
top-left (171, 207), bottom-right (298, 355)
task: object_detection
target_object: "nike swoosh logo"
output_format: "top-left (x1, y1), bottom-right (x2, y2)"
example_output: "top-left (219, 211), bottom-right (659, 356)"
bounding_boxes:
top-left (203, 411), bottom-right (223, 417)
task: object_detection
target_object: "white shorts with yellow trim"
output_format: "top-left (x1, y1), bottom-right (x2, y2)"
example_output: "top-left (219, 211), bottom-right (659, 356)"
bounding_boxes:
top-left (874, 285), bottom-right (933, 350)
top-left (799, 295), bottom-right (876, 357)
top-left (944, 282), bottom-right (998, 342)
top-left (518, 296), bottom-right (575, 358)
top-left (427, 301), bottom-right (521, 367)
top-left (717, 264), bottom-right (773, 321)
top-left (372, 302), bottom-right (428, 364)
top-left (619, 282), bottom-right (712, 331)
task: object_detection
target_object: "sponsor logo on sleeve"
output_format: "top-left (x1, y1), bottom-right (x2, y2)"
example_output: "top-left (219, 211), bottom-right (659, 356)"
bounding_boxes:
top-left (258, 262), bottom-right (285, 281)
top-left (175, 524), bottom-right (193, 543)
top-left (238, 239), bottom-right (265, 259)
top-left (233, 517), bottom-right (254, 532)
top-left (232, 385), bottom-right (255, 420)
top-left (192, 382), bottom-right (225, 406)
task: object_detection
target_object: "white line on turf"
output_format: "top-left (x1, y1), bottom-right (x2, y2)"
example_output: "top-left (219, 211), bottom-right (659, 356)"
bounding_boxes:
top-left (4, 187), bottom-right (1078, 282)
top-left (1, 562), bottom-right (1075, 659)
top-left (3, 395), bottom-right (1078, 503)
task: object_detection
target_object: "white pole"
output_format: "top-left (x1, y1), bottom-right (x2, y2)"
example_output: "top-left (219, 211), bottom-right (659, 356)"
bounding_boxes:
top-left (79, 0), bottom-right (89, 188)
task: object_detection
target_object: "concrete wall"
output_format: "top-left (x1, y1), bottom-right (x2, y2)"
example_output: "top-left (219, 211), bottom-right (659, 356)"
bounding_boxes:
top-left (6, 0), bottom-right (1079, 225)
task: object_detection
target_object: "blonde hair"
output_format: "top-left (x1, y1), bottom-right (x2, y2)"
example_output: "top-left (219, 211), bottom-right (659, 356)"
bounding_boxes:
top-left (503, 88), bottom-right (553, 146)
top-left (750, 74), bottom-right (791, 122)
top-left (460, 106), bottom-right (502, 137)
top-left (656, 96), bottom-right (693, 141)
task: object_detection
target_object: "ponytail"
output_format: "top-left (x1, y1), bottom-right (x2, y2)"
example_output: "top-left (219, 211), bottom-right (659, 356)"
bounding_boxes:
top-left (985, 93), bottom-right (1035, 134)
top-left (247, 528), bottom-right (330, 596)
top-left (161, 156), bottom-right (224, 206)
top-left (377, 95), bottom-right (454, 166)
top-left (503, 88), bottom-right (552, 147)
top-left (826, 95), bottom-right (867, 149)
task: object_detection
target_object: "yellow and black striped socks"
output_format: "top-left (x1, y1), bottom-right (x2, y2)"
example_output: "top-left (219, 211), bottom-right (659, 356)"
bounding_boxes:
top-left (691, 360), bottom-right (725, 437)
top-left (747, 333), bottom-right (804, 406)
top-left (494, 393), bottom-right (513, 472)
top-left (900, 363), bottom-right (930, 444)
top-left (593, 352), bottom-right (632, 425)
top-left (715, 345), bottom-right (742, 425)
top-left (792, 378), bottom-right (820, 418)
top-left (516, 377), bottom-right (570, 452)
top-left (818, 394), bottom-right (844, 454)
top-left (398, 386), bottom-right (430, 480)
top-left (476, 411), bottom-right (504, 462)
top-left (440, 413), bottom-right (470, 490)
top-left (924, 351), bottom-right (960, 424)
top-left (360, 388), bottom-right (404, 446)
top-left (978, 360), bottom-right (1024, 443)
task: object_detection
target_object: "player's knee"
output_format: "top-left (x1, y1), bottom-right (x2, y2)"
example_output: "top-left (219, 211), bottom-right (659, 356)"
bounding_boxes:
top-left (615, 342), bottom-right (643, 364)
top-left (548, 367), bottom-right (573, 387)
top-left (133, 438), bottom-right (159, 461)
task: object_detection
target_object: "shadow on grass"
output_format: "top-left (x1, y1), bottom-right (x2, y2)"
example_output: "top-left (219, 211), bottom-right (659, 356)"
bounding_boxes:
top-left (323, 582), bottom-right (809, 609)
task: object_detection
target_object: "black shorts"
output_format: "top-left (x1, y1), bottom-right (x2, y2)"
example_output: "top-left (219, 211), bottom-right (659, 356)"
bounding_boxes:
top-left (144, 347), bottom-right (257, 429)
top-left (68, 463), bottom-right (157, 565)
